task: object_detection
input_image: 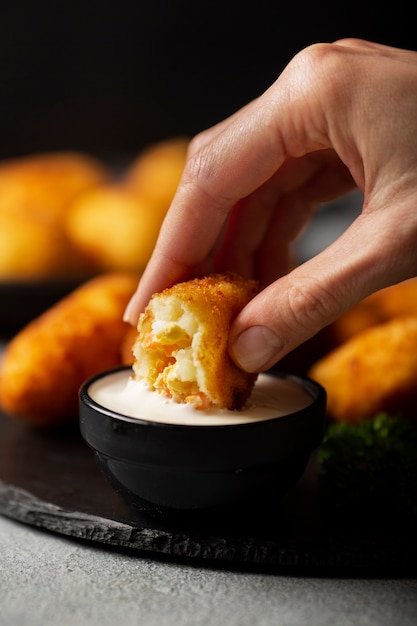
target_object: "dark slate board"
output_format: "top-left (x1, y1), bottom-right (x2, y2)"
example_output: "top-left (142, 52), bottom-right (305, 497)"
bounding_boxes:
top-left (0, 409), bottom-right (415, 574)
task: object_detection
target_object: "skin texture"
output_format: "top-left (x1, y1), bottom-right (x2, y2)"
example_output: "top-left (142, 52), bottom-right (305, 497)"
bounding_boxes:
top-left (124, 39), bottom-right (417, 373)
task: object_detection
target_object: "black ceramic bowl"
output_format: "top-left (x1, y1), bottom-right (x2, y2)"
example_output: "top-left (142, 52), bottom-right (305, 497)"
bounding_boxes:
top-left (79, 367), bottom-right (326, 511)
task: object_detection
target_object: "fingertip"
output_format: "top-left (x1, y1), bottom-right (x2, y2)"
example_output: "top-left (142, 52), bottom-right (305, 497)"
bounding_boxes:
top-left (230, 325), bottom-right (284, 373)
top-left (123, 292), bottom-right (141, 326)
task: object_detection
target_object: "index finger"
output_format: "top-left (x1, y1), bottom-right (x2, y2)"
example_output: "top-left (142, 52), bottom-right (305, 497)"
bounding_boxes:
top-left (123, 42), bottom-right (357, 323)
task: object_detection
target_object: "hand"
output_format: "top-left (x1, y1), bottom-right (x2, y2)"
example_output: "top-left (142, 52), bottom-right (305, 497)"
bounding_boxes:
top-left (124, 39), bottom-right (417, 372)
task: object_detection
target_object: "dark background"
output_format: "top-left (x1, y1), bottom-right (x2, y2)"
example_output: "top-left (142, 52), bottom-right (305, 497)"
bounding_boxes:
top-left (0, 1), bottom-right (415, 161)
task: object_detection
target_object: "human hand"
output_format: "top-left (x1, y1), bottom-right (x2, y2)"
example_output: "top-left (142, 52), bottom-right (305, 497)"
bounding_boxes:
top-left (124, 39), bottom-right (417, 372)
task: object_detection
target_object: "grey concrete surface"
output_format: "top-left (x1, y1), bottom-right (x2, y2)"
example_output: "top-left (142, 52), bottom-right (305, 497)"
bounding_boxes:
top-left (1, 514), bottom-right (416, 626)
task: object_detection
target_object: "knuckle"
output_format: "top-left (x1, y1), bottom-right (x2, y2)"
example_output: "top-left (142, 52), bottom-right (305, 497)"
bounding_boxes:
top-left (182, 147), bottom-right (212, 184)
top-left (285, 279), bottom-right (341, 332)
top-left (182, 133), bottom-right (220, 189)
top-left (289, 42), bottom-right (352, 100)
top-left (180, 139), bottom-right (237, 215)
top-left (187, 131), bottom-right (210, 157)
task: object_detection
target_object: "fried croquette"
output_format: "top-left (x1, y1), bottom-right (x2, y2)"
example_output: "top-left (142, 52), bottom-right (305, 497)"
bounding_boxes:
top-left (0, 151), bottom-right (111, 278)
top-left (309, 316), bottom-right (417, 423)
top-left (132, 273), bottom-right (259, 410)
top-left (0, 272), bottom-right (138, 426)
top-left (0, 151), bottom-right (110, 219)
top-left (120, 323), bottom-right (137, 366)
top-left (327, 278), bottom-right (417, 347)
top-left (0, 211), bottom-right (94, 279)
top-left (125, 137), bottom-right (189, 212)
top-left (65, 184), bottom-right (164, 272)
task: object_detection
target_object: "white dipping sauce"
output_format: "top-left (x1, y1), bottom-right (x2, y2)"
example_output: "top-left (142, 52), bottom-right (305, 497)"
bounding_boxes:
top-left (89, 370), bottom-right (313, 426)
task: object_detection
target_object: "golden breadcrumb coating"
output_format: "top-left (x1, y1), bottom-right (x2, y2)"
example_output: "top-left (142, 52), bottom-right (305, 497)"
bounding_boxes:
top-left (0, 151), bottom-right (110, 220)
top-left (0, 210), bottom-right (95, 278)
top-left (0, 272), bottom-right (138, 426)
top-left (65, 184), bottom-right (165, 272)
top-left (121, 323), bottom-right (138, 366)
top-left (0, 151), bottom-right (111, 278)
top-left (326, 278), bottom-right (417, 346)
top-left (132, 273), bottom-right (259, 410)
top-left (309, 315), bottom-right (417, 423)
top-left (281, 278), bottom-right (417, 379)
top-left (125, 137), bottom-right (189, 213)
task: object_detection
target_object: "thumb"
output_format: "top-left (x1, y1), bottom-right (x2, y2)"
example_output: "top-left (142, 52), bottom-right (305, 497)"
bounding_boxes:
top-left (228, 211), bottom-right (415, 372)
top-left (229, 274), bottom-right (343, 373)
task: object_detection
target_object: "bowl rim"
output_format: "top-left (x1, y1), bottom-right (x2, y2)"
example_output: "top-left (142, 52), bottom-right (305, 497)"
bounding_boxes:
top-left (80, 365), bottom-right (325, 429)
top-left (79, 366), bottom-right (327, 470)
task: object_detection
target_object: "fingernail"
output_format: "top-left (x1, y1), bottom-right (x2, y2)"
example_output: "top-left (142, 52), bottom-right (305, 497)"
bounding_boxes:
top-left (123, 294), bottom-right (140, 325)
top-left (231, 326), bottom-right (284, 372)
